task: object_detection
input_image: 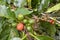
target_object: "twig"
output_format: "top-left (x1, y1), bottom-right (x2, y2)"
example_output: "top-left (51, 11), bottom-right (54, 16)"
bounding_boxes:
top-left (41, 13), bottom-right (60, 24)
top-left (24, 27), bottom-right (33, 40)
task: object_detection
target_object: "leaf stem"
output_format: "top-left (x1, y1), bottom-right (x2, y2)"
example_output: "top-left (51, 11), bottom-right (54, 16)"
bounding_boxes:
top-left (29, 33), bottom-right (40, 40)
top-left (21, 34), bottom-right (27, 40)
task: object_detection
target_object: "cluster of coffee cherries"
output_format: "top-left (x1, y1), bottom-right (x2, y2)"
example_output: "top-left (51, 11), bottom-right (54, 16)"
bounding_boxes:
top-left (16, 14), bottom-right (35, 31)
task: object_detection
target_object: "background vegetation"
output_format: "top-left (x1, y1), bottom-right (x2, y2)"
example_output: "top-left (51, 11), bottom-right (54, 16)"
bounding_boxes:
top-left (0, 0), bottom-right (60, 40)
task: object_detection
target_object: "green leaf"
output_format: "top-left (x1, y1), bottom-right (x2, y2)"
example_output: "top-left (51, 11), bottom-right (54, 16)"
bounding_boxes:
top-left (40, 20), bottom-right (56, 36)
top-left (0, 23), bottom-right (2, 33)
top-left (7, 8), bottom-right (16, 19)
top-left (0, 18), bottom-right (3, 34)
top-left (8, 28), bottom-right (20, 40)
top-left (10, 37), bottom-right (21, 40)
top-left (0, 17), bottom-right (7, 34)
top-left (38, 0), bottom-right (50, 13)
top-left (0, 5), bottom-right (16, 19)
top-left (31, 0), bottom-right (39, 9)
top-left (46, 3), bottom-right (60, 13)
top-left (6, 0), bottom-right (11, 4)
top-left (0, 22), bottom-right (10, 40)
top-left (15, 8), bottom-right (33, 17)
top-left (37, 36), bottom-right (54, 40)
top-left (27, 0), bottom-right (31, 8)
top-left (0, 0), bottom-right (6, 5)
top-left (0, 5), bottom-right (8, 18)
top-left (14, 0), bottom-right (23, 7)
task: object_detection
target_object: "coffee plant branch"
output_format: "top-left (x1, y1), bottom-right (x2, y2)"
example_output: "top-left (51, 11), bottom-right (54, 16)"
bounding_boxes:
top-left (41, 13), bottom-right (60, 24)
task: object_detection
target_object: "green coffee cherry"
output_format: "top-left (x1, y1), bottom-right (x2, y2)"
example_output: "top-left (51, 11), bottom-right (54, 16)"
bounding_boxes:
top-left (17, 14), bottom-right (24, 20)
top-left (28, 19), bottom-right (35, 24)
top-left (26, 26), bottom-right (33, 32)
top-left (23, 19), bottom-right (28, 24)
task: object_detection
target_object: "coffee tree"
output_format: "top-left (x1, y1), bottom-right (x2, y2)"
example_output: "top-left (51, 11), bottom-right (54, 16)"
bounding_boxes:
top-left (0, 0), bottom-right (60, 40)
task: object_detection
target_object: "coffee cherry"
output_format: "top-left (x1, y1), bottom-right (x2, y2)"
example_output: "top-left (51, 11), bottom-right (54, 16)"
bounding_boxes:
top-left (27, 26), bottom-right (32, 32)
top-left (49, 20), bottom-right (54, 24)
top-left (17, 14), bottom-right (24, 20)
top-left (23, 19), bottom-right (28, 24)
top-left (17, 23), bottom-right (24, 31)
top-left (28, 19), bottom-right (35, 24)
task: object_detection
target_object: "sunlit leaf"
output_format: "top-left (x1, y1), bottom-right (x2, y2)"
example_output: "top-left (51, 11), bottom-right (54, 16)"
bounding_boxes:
top-left (0, 5), bottom-right (8, 18)
top-left (46, 3), bottom-right (60, 13)
top-left (15, 8), bottom-right (33, 17)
